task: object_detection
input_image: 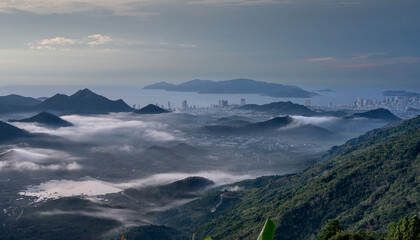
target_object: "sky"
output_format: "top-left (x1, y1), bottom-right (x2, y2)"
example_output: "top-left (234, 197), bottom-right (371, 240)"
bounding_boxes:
top-left (1, 0), bottom-right (420, 89)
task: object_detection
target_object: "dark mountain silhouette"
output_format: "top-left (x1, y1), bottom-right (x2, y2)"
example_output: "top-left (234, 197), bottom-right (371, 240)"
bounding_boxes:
top-left (9, 112), bottom-right (73, 128)
top-left (144, 79), bottom-right (318, 98)
top-left (39, 88), bottom-right (133, 113)
top-left (0, 94), bottom-right (41, 106)
top-left (238, 101), bottom-right (316, 116)
top-left (215, 118), bottom-right (252, 127)
top-left (383, 90), bottom-right (420, 97)
top-left (0, 121), bottom-right (32, 142)
top-left (317, 88), bottom-right (333, 92)
top-left (202, 116), bottom-right (333, 138)
top-left (0, 94), bottom-right (41, 113)
top-left (124, 176), bottom-right (215, 201)
top-left (134, 104), bottom-right (169, 114)
top-left (344, 108), bottom-right (401, 121)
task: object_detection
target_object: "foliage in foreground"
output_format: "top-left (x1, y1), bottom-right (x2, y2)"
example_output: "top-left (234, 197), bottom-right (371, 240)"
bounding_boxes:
top-left (316, 216), bottom-right (420, 240)
top-left (160, 116), bottom-right (420, 239)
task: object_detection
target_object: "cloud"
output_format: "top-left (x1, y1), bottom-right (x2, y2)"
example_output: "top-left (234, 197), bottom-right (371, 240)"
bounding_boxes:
top-left (0, 0), bottom-right (290, 17)
top-left (88, 34), bottom-right (113, 47)
top-left (0, 0), bottom-right (160, 18)
top-left (0, 148), bottom-right (82, 172)
top-left (20, 171), bottom-right (255, 201)
top-left (187, 0), bottom-right (281, 5)
top-left (337, 56), bottom-right (420, 68)
top-left (9, 114), bottom-right (181, 145)
top-left (21, 179), bottom-right (122, 201)
top-left (39, 208), bottom-right (150, 225)
top-left (304, 57), bottom-right (336, 62)
top-left (40, 37), bottom-right (76, 46)
top-left (26, 34), bottom-right (112, 51)
top-left (303, 53), bottom-right (420, 69)
top-left (290, 115), bottom-right (337, 125)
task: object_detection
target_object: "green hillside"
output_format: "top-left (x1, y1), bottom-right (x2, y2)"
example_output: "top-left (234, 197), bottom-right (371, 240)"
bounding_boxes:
top-left (159, 116), bottom-right (420, 240)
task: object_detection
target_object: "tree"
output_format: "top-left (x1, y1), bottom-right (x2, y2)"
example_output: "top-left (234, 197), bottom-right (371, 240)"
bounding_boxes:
top-left (317, 219), bottom-right (344, 240)
top-left (385, 215), bottom-right (420, 240)
top-left (330, 230), bottom-right (376, 240)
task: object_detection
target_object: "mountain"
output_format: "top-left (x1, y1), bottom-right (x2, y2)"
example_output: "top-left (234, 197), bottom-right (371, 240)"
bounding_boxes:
top-left (202, 116), bottom-right (334, 139)
top-left (9, 112), bottom-right (73, 128)
top-left (383, 90), bottom-right (420, 97)
top-left (144, 79), bottom-right (319, 98)
top-left (39, 88), bottom-right (133, 113)
top-left (0, 121), bottom-right (32, 142)
top-left (344, 108), bottom-right (402, 121)
top-left (0, 94), bottom-right (41, 106)
top-left (238, 101), bottom-right (316, 116)
top-left (159, 116), bottom-right (420, 240)
top-left (317, 88), bottom-right (333, 92)
top-left (124, 177), bottom-right (215, 202)
top-left (0, 94), bottom-right (41, 113)
top-left (109, 225), bottom-right (186, 240)
top-left (134, 104), bottom-right (169, 114)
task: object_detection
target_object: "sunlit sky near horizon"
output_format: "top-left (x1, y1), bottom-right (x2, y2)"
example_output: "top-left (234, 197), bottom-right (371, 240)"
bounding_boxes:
top-left (1, 0), bottom-right (420, 89)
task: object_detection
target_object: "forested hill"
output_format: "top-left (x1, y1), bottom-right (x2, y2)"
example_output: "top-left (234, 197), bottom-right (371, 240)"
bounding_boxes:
top-left (159, 116), bottom-right (420, 240)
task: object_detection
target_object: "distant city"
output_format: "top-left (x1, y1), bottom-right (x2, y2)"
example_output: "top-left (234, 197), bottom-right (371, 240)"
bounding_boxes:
top-left (131, 94), bottom-right (420, 119)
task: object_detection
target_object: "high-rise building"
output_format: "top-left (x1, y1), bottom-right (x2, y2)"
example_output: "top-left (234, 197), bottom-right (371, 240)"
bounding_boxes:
top-left (167, 101), bottom-right (171, 110)
top-left (182, 100), bottom-right (188, 110)
top-left (240, 99), bottom-right (246, 106)
top-left (218, 100), bottom-right (228, 108)
top-left (304, 99), bottom-right (311, 107)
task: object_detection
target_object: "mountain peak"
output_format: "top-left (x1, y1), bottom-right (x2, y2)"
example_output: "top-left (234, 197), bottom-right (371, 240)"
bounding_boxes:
top-left (134, 104), bottom-right (169, 114)
top-left (9, 111), bottom-right (73, 128)
top-left (71, 88), bottom-right (97, 98)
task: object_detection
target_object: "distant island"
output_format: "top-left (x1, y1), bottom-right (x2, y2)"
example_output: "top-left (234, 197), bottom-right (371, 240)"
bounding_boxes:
top-left (317, 88), bottom-right (333, 92)
top-left (383, 90), bottom-right (420, 97)
top-left (144, 79), bottom-right (319, 98)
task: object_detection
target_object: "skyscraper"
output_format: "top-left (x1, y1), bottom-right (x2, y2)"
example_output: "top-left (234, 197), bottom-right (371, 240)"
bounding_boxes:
top-left (240, 99), bottom-right (246, 106)
top-left (218, 100), bottom-right (228, 108)
top-left (182, 100), bottom-right (188, 110)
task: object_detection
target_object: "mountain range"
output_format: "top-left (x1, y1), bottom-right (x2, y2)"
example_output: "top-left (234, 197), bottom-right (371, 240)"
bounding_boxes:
top-left (144, 79), bottom-right (318, 98)
top-left (201, 116), bottom-right (334, 139)
top-left (0, 89), bottom-right (133, 114)
top-left (39, 89), bottom-right (133, 114)
top-left (159, 116), bottom-right (420, 240)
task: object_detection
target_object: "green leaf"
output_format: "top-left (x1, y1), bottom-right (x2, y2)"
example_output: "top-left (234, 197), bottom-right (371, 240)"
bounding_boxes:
top-left (204, 237), bottom-right (212, 240)
top-left (257, 218), bottom-right (276, 240)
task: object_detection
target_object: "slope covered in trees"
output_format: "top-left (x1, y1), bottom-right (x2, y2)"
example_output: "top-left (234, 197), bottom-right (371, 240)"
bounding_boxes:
top-left (160, 116), bottom-right (420, 240)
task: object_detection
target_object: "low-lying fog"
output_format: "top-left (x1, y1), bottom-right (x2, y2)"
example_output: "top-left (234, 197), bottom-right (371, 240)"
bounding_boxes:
top-left (0, 111), bottom-right (390, 233)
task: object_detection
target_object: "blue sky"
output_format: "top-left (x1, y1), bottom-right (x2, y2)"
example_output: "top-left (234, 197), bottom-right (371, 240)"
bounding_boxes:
top-left (1, 0), bottom-right (419, 89)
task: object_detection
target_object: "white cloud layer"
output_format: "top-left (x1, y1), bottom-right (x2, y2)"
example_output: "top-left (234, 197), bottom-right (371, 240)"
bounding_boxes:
top-left (9, 114), bottom-right (180, 144)
top-left (20, 171), bottom-right (255, 201)
top-left (26, 34), bottom-right (112, 51)
top-left (88, 34), bottom-right (113, 46)
top-left (0, 0), bottom-right (288, 17)
top-left (0, 148), bottom-right (82, 172)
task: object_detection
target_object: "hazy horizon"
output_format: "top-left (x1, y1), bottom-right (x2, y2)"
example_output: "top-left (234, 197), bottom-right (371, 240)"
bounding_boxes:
top-left (1, 0), bottom-right (420, 88)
